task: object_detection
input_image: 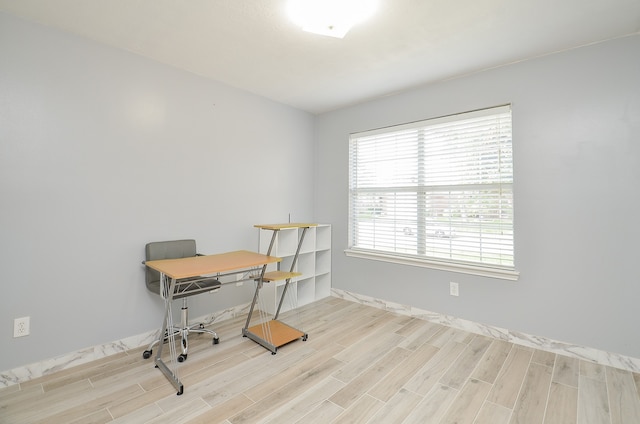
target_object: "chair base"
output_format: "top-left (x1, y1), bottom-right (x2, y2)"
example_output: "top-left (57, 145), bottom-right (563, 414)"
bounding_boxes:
top-left (143, 299), bottom-right (219, 361)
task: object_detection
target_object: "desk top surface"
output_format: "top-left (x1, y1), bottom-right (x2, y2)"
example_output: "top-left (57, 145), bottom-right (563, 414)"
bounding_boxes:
top-left (254, 223), bottom-right (317, 230)
top-left (145, 250), bottom-right (281, 279)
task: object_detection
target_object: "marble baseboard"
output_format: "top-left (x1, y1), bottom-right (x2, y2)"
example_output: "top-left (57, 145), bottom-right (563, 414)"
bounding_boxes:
top-left (331, 288), bottom-right (640, 374)
top-left (0, 302), bottom-right (252, 388)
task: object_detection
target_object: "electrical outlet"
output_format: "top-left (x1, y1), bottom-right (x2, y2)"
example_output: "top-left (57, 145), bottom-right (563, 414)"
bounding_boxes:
top-left (14, 316), bottom-right (30, 337)
top-left (450, 282), bottom-right (459, 297)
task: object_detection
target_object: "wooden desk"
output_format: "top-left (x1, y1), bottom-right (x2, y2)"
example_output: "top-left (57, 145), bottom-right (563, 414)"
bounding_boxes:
top-left (145, 250), bottom-right (281, 395)
top-left (253, 223), bottom-right (317, 231)
top-left (146, 250), bottom-right (281, 281)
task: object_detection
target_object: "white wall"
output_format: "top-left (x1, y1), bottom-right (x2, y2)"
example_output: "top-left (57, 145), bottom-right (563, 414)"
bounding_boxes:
top-left (315, 35), bottom-right (640, 359)
top-left (0, 12), bottom-right (315, 372)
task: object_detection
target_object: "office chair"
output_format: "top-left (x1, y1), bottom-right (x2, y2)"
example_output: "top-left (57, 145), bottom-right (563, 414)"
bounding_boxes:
top-left (143, 239), bottom-right (221, 362)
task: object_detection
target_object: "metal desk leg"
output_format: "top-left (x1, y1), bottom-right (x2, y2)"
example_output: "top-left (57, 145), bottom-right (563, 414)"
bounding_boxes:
top-left (154, 273), bottom-right (184, 395)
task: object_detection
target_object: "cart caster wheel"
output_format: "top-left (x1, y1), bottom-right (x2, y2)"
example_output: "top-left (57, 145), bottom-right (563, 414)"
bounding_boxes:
top-left (302, 334), bottom-right (308, 341)
top-left (271, 351), bottom-right (277, 355)
top-left (213, 337), bottom-right (220, 345)
top-left (178, 354), bottom-right (187, 362)
top-left (143, 350), bottom-right (152, 359)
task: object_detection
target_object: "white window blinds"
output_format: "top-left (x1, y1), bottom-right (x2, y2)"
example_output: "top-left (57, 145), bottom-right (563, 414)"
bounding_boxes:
top-left (348, 105), bottom-right (515, 274)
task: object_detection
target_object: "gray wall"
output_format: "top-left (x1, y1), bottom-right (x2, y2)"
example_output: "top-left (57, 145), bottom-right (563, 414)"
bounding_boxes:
top-left (2, 9), bottom-right (639, 374)
top-left (0, 13), bottom-right (315, 372)
top-left (315, 35), bottom-right (640, 359)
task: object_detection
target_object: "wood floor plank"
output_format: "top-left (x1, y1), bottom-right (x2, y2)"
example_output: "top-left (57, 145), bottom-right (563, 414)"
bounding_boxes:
top-left (109, 403), bottom-right (165, 424)
top-left (183, 393), bottom-right (253, 424)
top-left (92, 358), bottom-right (171, 393)
top-left (262, 377), bottom-right (344, 423)
top-left (367, 387), bottom-right (423, 424)
top-left (108, 384), bottom-right (176, 419)
top-left (31, 383), bottom-right (145, 424)
top-left (533, 349), bottom-right (557, 368)
top-left (439, 335), bottom-right (492, 390)
top-left (397, 320), bottom-right (445, 351)
top-left (553, 355), bottom-right (580, 388)
top-left (180, 349), bottom-right (251, 389)
top-left (1, 379), bottom-right (93, 423)
top-left (329, 347), bottom-right (411, 408)
top-left (195, 345), bottom-right (318, 408)
top-left (474, 401), bottom-right (513, 424)
top-left (227, 357), bottom-right (343, 424)
top-left (395, 317), bottom-right (428, 337)
top-left (487, 347), bottom-right (533, 409)
top-left (40, 352), bottom-right (135, 393)
top-left (331, 328), bottom-right (405, 383)
top-left (301, 304), bottom-right (372, 345)
top-left (18, 351), bottom-right (130, 392)
top-left (578, 376), bottom-right (611, 424)
top-left (0, 384), bottom-right (22, 399)
top-left (68, 408), bottom-right (113, 424)
top-left (509, 361), bottom-right (553, 424)
top-left (0, 383), bottom-right (44, 410)
top-left (472, 339), bottom-right (512, 384)
top-left (403, 340), bottom-right (466, 396)
top-left (243, 342), bottom-right (343, 403)
top-left (159, 345), bottom-right (310, 413)
top-left (402, 383), bottom-right (459, 424)
top-left (146, 397), bottom-right (211, 424)
top-left (332, 314), bottom-right (402, 360)
top-left (332, 310), bottom-right (396, 348)
top-left (605, 366), bottom-right (640, 424)
top-left (440, 378), bottom-right (493, 424)
top-left (544, 382), bottom-right (578, 424)
top-left (367, 342), bottom-right (439, 402)
top-left (428, 326), bottom-right (474, 348)
top-left (581, 361), bottom-right (606, 381)
top-left (295, 399), bottom-right (343, 424)
top-left (331, 394), bottom-right (384, 424)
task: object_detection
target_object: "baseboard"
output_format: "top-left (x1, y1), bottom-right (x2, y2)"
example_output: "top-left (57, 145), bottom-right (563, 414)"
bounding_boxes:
top-left (331, 288), bottom-right (640, 373)
top-left (0, 302), bottom-right (252, 388)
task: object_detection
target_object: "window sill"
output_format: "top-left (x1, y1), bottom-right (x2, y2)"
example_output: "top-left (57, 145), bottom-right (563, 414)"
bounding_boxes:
top-left (344, 248), bottom-right (519, 281)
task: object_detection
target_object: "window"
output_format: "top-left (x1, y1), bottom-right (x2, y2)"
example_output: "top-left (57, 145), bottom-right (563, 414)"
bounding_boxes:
top-left (347, 105), bottom-right (518, 280)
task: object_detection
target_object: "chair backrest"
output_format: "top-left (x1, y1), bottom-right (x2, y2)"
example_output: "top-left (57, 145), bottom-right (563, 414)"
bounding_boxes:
top-left (145, 239), bottom-right (198, 293)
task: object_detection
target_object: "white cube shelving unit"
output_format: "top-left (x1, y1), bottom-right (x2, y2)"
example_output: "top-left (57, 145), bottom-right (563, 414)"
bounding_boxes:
top-left (257, 224), bottom-right (331, 315)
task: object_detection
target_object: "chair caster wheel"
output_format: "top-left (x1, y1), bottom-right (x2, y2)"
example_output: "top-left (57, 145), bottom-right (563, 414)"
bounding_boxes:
top-left (213, 337), bottom-right (220, 345)
top-left (178, 354), bottom-right (187, 362)
top-left (199, 323), bottom-right (205, 329)
top-left (143, 350), bottom-right (152, 359)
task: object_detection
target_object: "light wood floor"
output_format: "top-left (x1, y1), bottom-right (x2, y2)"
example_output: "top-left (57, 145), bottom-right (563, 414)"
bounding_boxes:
top-left (2, 297), bottom-right (640, 424)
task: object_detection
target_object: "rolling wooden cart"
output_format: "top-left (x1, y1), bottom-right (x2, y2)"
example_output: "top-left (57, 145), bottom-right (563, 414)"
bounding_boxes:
top-left (242, 223), bottom-right (316, 354)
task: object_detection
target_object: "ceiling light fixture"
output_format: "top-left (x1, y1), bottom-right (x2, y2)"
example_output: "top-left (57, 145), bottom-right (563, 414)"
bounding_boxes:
top-left (287, 0), bottom-right (378, 39)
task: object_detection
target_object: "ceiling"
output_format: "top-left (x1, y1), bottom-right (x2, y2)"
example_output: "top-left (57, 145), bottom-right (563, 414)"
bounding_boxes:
top-left (1, 0), bottom-right (639, 114)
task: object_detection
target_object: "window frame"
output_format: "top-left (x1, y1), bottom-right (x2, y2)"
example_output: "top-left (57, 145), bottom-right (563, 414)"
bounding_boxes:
top-left (345, 105), bottom-right (519, 281)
